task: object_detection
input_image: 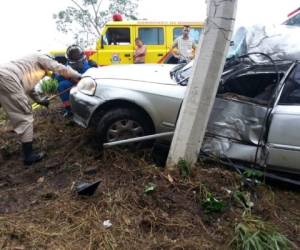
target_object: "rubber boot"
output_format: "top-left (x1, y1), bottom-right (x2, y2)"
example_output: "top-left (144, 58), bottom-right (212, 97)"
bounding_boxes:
top-left (22, 142), bottom-right (45, 166)
top-left (63, 106), bottom-right (73, 118)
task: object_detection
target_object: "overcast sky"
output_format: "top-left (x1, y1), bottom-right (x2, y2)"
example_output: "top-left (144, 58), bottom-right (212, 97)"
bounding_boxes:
top-left (0, 0), bottom-right (299, 63)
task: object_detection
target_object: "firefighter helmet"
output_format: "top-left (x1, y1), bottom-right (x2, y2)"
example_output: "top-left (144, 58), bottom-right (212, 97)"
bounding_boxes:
top-left (66, 45), bottom-right (85, 63)
top-left (66, 45), bottom-right (86, 72)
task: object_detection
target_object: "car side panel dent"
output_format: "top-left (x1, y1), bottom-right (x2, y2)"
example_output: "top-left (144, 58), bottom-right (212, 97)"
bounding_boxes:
top-left (201, 97), bottom-right (268, 164)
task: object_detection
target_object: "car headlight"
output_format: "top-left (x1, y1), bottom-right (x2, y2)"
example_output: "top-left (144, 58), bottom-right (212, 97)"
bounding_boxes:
top-left (77, 77), bottom-right (96, 96)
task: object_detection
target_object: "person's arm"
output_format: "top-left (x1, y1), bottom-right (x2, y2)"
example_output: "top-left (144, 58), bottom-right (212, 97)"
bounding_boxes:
top-left (171, 39), bottom-right (180, 58)
top-left (88, 60), bottom-right (98, 68)
top-left (38, 55), bottom-right (81, 82)
top-left (172, 38), bottom-right (178, 49)
top-left (135, 46), bottom-right (147, 58)
top-left (192, 41), bottom-right (197, 49)
top-left (190, 41), bottom-right (197, 59)
top-left (29, 90), bottom-right (49, 107)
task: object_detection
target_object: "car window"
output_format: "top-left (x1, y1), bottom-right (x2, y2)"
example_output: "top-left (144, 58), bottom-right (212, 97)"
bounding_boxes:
top-left (283, 12), bottom-right (300, 26)
top-left (138, 28), bottom-right (164, 45)
top-left (173, 28), bottom-right (202, 43)
top-left (103, 28), bottom-right (130, 45)
top-left (279, 64), bottom-right (300, 104)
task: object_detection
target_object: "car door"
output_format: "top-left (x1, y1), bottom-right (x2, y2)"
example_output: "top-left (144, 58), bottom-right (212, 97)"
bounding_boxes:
top-left (266, 63), bottom-right (300, 173)
top-left (203, 69), bottom-right (273, 164)
top-left (99, 26), bottom-right (135, 65)
top-left (137, 26), bottom-right (167, 63)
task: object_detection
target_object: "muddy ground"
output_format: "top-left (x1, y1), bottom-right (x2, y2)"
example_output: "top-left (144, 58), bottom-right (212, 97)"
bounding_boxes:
top-left (0, 105), bottom-right (299, 249)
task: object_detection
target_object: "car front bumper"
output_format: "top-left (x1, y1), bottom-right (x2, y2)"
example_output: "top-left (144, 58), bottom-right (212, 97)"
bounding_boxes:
top-left (70, 87), bottom-right (103, 128)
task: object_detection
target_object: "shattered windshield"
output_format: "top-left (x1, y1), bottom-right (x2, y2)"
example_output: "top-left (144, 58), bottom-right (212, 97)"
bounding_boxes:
top-left (227, 26), bottom-right (247, 58)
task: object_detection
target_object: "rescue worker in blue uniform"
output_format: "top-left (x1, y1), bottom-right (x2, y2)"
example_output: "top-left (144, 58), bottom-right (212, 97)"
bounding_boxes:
top-left (54, 45), bottom-right (97, 117)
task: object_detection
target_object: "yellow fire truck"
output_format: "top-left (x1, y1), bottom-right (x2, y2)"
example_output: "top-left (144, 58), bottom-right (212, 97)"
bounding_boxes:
top-left (51, 18), bottom-right (204, 65)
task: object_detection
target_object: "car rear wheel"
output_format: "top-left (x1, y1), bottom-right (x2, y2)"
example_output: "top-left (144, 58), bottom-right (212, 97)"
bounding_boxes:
top-left (96, 108), bottom-right (154, 146)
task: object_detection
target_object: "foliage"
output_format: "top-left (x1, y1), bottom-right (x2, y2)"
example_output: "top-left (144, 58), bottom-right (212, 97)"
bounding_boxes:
top-left (53, 0), bottom-right (140, 47)
top-left (230, 217), bottom-right (292, 250)
top-left (233, 191), bottom-right (254, 212)
top-left (243, 169), bottom-right (264, 179)
top-left (0, 108), bottom-right (7, 122)
top-left (201, 192), bottom-right (225, 214)
top-left (196, 184), bottom-right (225, 214)
top-left (41, 78), bottom-right (58, 95)
top-left (177, 159), bottom-right (191, 177)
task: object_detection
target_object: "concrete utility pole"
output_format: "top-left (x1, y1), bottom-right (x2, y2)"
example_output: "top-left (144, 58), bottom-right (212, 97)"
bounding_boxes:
top-left (166, 0), bottom-right (238, 169)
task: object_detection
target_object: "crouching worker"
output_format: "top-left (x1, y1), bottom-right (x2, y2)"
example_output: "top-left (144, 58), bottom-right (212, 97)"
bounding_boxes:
top-left (55, 45), bottom-right (97, 117)
top-left (0, 53), bottom-right (82, 166)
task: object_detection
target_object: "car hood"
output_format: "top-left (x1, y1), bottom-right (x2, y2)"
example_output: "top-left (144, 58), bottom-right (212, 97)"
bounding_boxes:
top-left (83, 64), bottom-right (177, 85)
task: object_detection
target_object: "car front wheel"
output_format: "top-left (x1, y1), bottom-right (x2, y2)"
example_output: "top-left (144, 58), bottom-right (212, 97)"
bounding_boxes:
top-left (96, 108), bottom-right (154, 145)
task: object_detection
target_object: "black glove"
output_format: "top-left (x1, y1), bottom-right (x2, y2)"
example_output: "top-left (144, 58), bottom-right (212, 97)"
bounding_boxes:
top-left (36, 96), bottom-right (50, 107)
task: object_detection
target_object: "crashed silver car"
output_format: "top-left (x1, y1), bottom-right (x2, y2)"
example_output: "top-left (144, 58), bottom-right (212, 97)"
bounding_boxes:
top-left (70, 57), bottom-right (300, 176)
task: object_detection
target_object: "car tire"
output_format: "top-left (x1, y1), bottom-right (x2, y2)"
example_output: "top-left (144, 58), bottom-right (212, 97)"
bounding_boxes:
top-left (96, 107), bottom-right (154, 147)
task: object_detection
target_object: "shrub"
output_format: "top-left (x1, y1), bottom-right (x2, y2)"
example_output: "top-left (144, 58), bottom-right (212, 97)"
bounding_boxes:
top-left (41, 78), bottom-right (58, 94)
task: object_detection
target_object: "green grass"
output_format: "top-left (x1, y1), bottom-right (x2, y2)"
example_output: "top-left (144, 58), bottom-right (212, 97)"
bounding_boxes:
top-left (201, 192), bottom-right (225, 213)
top-left (230, 217), bottom-right (292, 250)
top-left (177, 159), bottom-right (191, 177)
top-left (41, 78), bottom-right (58, 95)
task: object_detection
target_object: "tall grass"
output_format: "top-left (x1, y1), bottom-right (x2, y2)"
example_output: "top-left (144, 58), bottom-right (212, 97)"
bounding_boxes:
top-left (230, 217), bottom-right (292, 250)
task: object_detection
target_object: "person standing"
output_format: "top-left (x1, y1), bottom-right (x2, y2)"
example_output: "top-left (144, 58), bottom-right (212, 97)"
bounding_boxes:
top-left (172, 25), bottom-right (197, 63)
top-left (134, 38), bottom-right (147, 64)
top-left (0, 53), bottom-right (81, 166)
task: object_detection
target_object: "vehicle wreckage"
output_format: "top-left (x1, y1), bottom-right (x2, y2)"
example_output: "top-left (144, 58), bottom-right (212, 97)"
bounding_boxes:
top-left (69, 50), bottom-right (300, 185)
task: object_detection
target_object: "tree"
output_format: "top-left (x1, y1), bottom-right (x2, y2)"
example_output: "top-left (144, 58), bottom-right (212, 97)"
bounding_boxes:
top-left (53, 0), bottom-right (139, 48)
